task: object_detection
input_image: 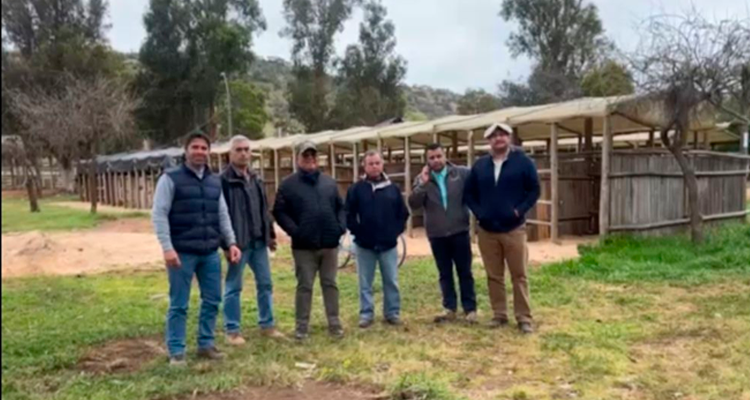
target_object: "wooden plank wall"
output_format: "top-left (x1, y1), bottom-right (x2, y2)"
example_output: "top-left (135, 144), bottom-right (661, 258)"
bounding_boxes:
top-left (608, 151), bottom-right (749, 236)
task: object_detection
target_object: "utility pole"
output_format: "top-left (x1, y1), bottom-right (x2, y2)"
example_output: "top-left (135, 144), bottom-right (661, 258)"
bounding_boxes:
top-left (220, 72), bottom-right (232, 137)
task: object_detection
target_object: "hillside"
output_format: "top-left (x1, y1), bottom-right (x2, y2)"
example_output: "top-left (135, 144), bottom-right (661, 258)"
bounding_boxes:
top-left (247, 57), bottom-right (461, 123)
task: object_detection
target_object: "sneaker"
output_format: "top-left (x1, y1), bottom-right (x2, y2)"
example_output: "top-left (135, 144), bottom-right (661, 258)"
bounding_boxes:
top-left (433, 309), bottom-right (457, 324)
top-left (169, 354), bottom-right (187, 367)
top-left (465, 311), bottom-right (478, 324)
top-left (329, 325), bottom-right (345, 339)
top-left (359, 319), bottom-right (374, 329)
top-left (196, 347), bottom-right (226, 361)
top-left (489, 317), bottom-right (510, 329)
top-left (385, 317), bottom-right (402, 326)
top-left (225, 332), bottom-right (246, 346)
top-left (260, 328), bottom-right (287, 340)
top-left (518, 322), bottom-right (534, 335)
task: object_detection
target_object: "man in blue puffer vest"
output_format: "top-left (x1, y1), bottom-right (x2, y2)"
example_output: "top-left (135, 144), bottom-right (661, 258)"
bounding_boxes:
top-left (346, 150), bottom-right (410, 328)
top-left (152, 131), bottom-right (241, 366)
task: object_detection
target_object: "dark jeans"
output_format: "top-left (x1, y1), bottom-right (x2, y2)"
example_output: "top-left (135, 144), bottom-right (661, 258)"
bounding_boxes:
top-left (428, 231), bottom-right (477, 313)
top-left (292, 248), bottom-right (341, 332)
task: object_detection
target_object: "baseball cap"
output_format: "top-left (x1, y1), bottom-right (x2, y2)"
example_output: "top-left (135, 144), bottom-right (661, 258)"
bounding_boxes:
top-left (296, 140), bottom-right (317, 157)
top-left (483, 123), bottom-right (513, 139)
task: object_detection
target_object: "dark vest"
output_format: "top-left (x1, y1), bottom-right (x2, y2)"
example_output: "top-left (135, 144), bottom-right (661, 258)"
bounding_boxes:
top-left (167, 165), bottom-right (222, 255)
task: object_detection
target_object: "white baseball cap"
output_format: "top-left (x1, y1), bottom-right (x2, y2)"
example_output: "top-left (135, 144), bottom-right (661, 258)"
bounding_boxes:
top-left (483, 123), bottom-right (514, 139)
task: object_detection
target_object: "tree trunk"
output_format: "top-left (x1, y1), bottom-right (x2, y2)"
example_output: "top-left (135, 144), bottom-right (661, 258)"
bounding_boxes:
top-left (23, 158), bottom-right (40, 213)
top-left (664, 131), bottom-right (703, 244)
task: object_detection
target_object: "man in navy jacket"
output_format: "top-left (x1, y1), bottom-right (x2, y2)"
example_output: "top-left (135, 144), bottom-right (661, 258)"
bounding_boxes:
top-left (464, 123), bottom-right (540, 334)
top-left (346, 150), bottom-right (409, 328)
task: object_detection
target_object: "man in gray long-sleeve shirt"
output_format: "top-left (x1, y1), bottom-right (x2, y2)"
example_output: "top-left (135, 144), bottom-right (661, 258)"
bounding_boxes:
top-left (152, 130), bottom-right (241, 367)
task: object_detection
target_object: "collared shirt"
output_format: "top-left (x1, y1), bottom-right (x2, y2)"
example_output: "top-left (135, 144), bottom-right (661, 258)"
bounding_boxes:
top-left (430, 167), bottom-right (449, 210)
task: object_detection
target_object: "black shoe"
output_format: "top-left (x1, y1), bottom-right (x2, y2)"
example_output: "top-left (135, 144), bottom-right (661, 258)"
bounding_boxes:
top-left (168, 354), bottom-right (187, 367)
top-left (433, 309), bottom-right (457, 324)
top-left (518, 322), bottom-right (534, 334)
top-left (196, 347), bottom-right (225, 361)
top-left (329, 325), bottom-right (344, 339)
top-left (489, 317), bottom-right (510, 329)
top-left (295, 328), bottom-right (309, 341)
top-left (359, 319), bottom-right (374, 329)
top-left (385, 317), bottom-right (402, 326)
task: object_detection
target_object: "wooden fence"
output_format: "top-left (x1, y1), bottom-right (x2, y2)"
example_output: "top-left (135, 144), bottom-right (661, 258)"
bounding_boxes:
top-left (607, 150), bottom-right (749, 236)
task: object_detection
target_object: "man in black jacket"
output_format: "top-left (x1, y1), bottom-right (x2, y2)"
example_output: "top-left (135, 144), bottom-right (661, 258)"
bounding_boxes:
top-left (273, 141), bottom-right (346, 340)
top-left (221, 135), bottom-right (285, 345)
top-left (346, 150), bottom-right (409, 328)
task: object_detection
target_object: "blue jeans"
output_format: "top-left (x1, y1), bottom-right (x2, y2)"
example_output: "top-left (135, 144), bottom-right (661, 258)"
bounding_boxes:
top-left (166, 252), bottom-right (222, 357)
top-left (356, 245), bottom-right (400, 322)
top-left (224, 240), bottom-right (275, 332)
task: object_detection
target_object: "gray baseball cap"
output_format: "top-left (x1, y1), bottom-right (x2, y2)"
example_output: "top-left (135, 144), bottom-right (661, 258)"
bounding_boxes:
top-left (296, 140), bottom-right (317, 157)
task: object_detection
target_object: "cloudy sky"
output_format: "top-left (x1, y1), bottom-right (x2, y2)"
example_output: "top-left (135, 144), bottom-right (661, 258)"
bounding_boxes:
top-left (108, 0), bottom-right (749, 93)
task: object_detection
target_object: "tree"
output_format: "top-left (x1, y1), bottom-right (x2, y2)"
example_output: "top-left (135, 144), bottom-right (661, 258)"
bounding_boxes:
top-left (2, 0), bottom-right (121, 195)
top-left (498, 0), bottom-right (612, 105)
top-left (282, 0), bottom-right (360, 132)
top-left (12, 76), bottom-right (140, 214)
top-left (331, 0), bottom-right (407, 127)
top-left (581, 60), bottom-right (634, 97)
top-left (627, 13), bottom-right (750, 243)
top-left (216, 80), bottom-right (269, 140)
top-left (457, 89), bottom-right (502, 115)
top-left (500, 0), bottom-right (609, 77)
top-left (137, 0), bottom-right (266, 144)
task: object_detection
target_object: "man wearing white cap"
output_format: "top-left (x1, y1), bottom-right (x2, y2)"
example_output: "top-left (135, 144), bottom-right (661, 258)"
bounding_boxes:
top-left (464, 123), bottom-right (540, 334)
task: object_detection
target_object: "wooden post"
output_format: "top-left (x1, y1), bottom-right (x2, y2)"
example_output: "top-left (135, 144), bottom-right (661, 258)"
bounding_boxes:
top-left (292, 149), bottom-right (298, 173)
top-left (467, 130), bottom-right (477, 243)
top-left (743, 128), bottom-right (750, 155)
top-left (451, 132), bottom-right (459, 161)
top-left (217, 153), bottom-right (224, 172)
top-left (648, 129), bottom-right (655, 148)
top-left (376, 136), bottom-right (383, 154)
top-left (352, 142), bottom-right (360, 182)
top-left (273, 150), bottom-right (281, 192)
top-left (584, 118), bottom-right (594, 151)
top-left (404, 136), bottom-right (413, 237)
top-left (577, 134), bottom-right (583, 153)
top-left (329, 143), bottom-right (337, 180)
top-left (432, 127), bottom-right (439, 144)
top-left (551, 124), bottom-right (560, 244)
top-left (259, 149), bottom-right (266, 181)
top-left (599, 116), bottom-right (613, 238)
top-left (140, 170), bottom-right (147, 209)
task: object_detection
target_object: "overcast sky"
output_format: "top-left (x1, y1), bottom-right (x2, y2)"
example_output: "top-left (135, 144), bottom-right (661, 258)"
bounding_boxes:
top-left (108, 0), bottom-right (749, 93)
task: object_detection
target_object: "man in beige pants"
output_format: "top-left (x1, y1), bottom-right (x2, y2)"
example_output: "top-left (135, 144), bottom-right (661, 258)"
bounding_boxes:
top-left (464, 123), bottom-right (540, 334)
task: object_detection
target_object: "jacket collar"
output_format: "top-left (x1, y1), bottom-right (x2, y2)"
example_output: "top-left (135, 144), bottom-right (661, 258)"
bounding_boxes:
top-left (363, 172), bottom-right (392, 191)
top-left (222, 164), bottom-right (261, 184)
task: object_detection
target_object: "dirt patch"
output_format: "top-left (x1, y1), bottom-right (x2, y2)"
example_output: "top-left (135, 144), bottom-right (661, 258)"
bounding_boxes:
top-left (78, 337), bottom-right (166, 374)
top-left (96, 218), bottom-right (154, 233)
top-left (401, 229), bottom-right (589, 265)
top-left (1, 230), bottom-right (162, 279)
top-left (172, 382), bottom-right (380, 400)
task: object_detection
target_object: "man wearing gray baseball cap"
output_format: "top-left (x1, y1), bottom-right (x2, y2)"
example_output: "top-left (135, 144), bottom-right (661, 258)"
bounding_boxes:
top-left (272, 140), bottom-right (347, 340)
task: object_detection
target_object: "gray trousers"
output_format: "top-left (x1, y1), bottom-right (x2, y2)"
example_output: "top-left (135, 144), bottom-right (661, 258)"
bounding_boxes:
top-left (292, 248), bottom-right (341, 331)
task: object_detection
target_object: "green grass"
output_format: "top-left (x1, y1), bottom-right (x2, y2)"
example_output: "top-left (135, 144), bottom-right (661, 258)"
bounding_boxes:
top-left (2, 224), bottom-right (750, 400)
top-left (1, 197), bottom-right (148, 233)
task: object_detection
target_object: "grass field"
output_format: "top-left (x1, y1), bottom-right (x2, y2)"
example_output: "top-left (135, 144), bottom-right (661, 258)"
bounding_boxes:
top-left (2, 216), bottom-right (749, 400)
top-left (1, 197), bottom-right (148, 233)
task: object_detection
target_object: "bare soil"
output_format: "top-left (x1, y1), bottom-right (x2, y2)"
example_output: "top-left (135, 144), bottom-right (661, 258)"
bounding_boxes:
top-left (78, 336), bottom-right (166, 374)
top-left (2, 201), bottom-right (589, 279)
top-left (168, 382), bottom-right (380, 400)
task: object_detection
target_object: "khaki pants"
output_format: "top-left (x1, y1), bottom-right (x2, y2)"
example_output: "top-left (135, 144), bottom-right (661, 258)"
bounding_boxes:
top-left (477, 225), bottom-right (532, 323)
